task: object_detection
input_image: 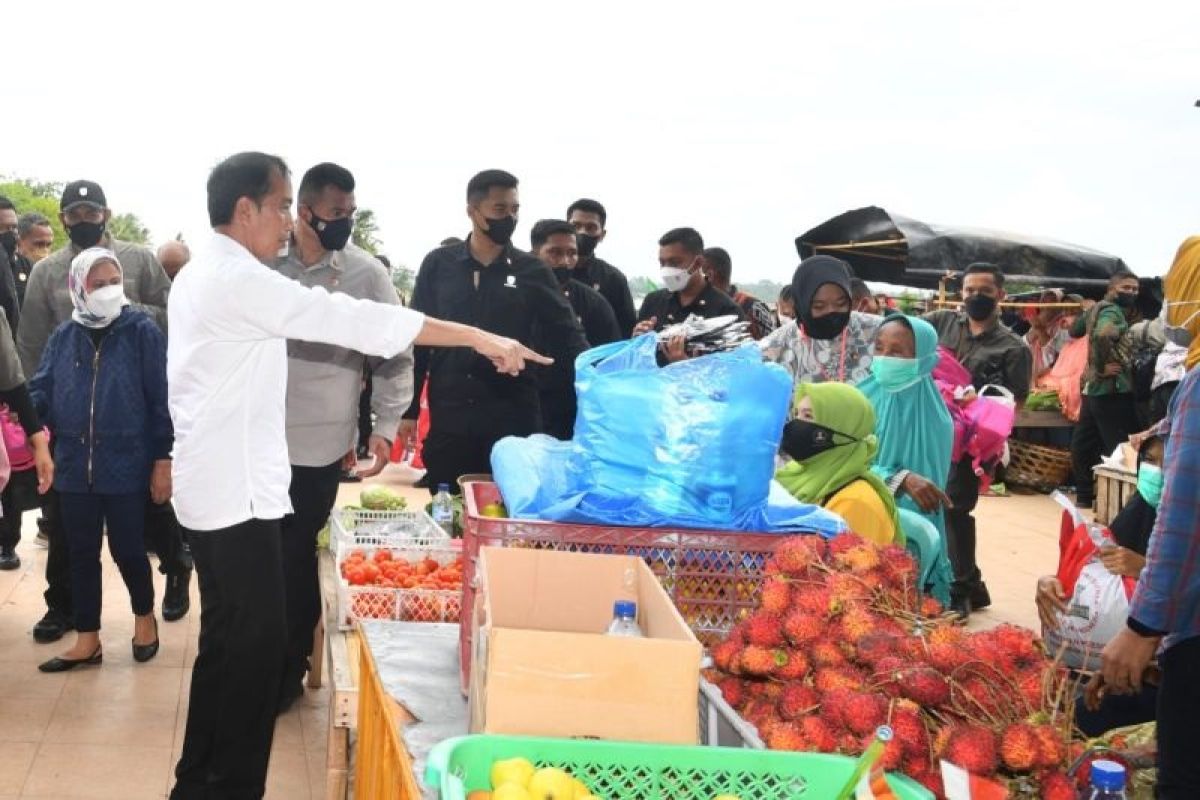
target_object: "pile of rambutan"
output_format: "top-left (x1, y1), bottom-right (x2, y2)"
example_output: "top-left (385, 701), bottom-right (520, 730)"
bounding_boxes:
top-left (705, 534), bottom-right (1100, 800)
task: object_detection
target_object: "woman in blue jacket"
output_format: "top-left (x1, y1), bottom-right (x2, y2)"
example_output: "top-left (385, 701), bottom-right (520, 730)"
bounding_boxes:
top-left (30, 247), bottom-right (172, 672)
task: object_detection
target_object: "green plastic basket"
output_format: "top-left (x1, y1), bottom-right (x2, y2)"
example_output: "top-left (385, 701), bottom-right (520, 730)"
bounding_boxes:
top-left (424, 734), bottom-right (933, 800)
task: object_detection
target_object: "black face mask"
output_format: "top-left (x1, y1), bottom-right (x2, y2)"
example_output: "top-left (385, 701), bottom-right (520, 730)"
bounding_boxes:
top-left (67, 220), bottom-right (106, 250)
top-left (780, 418), bottom-right (856, 463)
top-left (308, 212), bottom-right (353, 251)
top-left (1114, 292), bottom-right (1138, 309)
top-left (803, 311), bottom-right (850, 340)
top-left (552, 266), bottom-right (571, 286)
top-left (577, 233), bottom-right (600, 259)
top-left (483, 215), bottom-right (517, 246)
top-left (0, 231), bottom-right (15, 258)
top-left (964, 294), bottom-right (998, 321)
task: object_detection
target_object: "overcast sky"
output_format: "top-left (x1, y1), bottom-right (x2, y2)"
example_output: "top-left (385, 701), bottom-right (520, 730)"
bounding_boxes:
top-left (4, 1), bottom-right (1197, 282)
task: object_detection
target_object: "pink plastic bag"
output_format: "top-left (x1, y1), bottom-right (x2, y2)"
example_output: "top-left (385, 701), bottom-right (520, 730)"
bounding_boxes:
top-left (933, 348), bottom-right (973, 462)
top-left (931, 349), bottom-right (1016, 488)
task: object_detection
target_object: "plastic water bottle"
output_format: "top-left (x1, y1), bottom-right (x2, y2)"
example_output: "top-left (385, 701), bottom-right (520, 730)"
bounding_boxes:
top-left (605, 601), bottom-right (644, 637)
top-left (1087, 759), bottom-right (1127, 799)
top-left (431, 484), bottom-right (455, 536)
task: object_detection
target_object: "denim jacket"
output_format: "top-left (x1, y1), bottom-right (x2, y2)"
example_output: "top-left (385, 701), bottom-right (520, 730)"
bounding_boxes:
top-left (29, 307), bottom-right (172, 494)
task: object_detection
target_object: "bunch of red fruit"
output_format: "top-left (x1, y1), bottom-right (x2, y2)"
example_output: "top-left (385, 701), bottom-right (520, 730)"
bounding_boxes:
top-left (707, 534), bottom-right (1085, 800)
top-left (340, 548), bottom-right (464, 622)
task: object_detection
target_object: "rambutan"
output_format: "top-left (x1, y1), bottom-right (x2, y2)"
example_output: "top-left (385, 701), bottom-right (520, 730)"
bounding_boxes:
top-left (873, 655), bottom-right (908, 675)
top-left (765, 722), bottom-right (807, 751)
top-left (899, 666), bottom-right (951, 707)
top-left (913, 770), bottom-right (944, 798)
top-left (814, 665), bottom-right (866, 694)
top-left (783, 609), bottom-right (824, 647)
top-left (711, 639), bottom-right (741, 674)
top-left (739, 644), bottom-right (777, 677)
top-left (745, 612), bottom-right (785, 648)
top-left (809, 638), bottom-right (849, 668)
top-left (937, 723), bottom-right (999, 776)
top-left (818, 688), bottom-right (853, 729)
top-left (777, 683), bottom-right (819, 721)
top-left (999, 722), bottom-right (1040, 772)
top-left (989, 624), bottom-right (1043, 668)
top-left (919, 595), bottom-right (945, 618)
top-left (770, 536), bottom-right (824, 575)
top-left (1032, 724), bottom-right (1066, 769)
top-left (1016, 669), bottom-right (1045, 712)
top-left (841, 691), bottom-right (887, 736)
top-left (867, 732), bottom-right (905, 770)
top-left (773, 649), bottom-right (810, 681)
top-left (927, 641), bottom-right (971, 673)
top-left (792, 586), bottom-right (836, 618)
top-left (889, 705), bottom-right (929, 757)
top-left (828, 572), bottom-right (867, 603)
top-left (827, 534), bottom-right (858, 557)
top-left (800, 716), bottom-right (839, 753)
top-left (760, 677), bottom-right (785, 699)
top-left (854, 633), bottom-right (903, 669)
top-left (835, 544), bottom-right (882, 574)
top-left (839, 607), bottom-right (881, 644)
top-left (760, 577), bottom-right (792, 616)
top-left (1038, 770), bottom-right (1075, 800)
top-left (928, 624), bottom-right (967, 649)
top-left (717, 676), bottom-right (746, 709)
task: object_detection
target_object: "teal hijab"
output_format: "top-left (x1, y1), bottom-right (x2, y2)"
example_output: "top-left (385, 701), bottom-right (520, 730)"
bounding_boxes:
top-left (858, 315), bottom-right (954, 603)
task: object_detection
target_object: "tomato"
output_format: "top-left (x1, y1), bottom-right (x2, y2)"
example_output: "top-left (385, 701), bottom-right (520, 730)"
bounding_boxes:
top-left (373, 549), bottom-right (393, 564)
top-left (348, 549), bottom-right (366, 562)
top-left (361, 563), bottom-right (380, 583)
top-left (347, 567), bottom-right (368, 586)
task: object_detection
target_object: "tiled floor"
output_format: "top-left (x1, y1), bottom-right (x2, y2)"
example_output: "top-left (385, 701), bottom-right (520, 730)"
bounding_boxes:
top-left (0, 466), bottom-right (1061, 799)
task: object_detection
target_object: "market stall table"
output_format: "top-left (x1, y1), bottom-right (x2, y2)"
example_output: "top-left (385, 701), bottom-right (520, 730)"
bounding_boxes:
top-left (318, 547), bottom-right (363, 800)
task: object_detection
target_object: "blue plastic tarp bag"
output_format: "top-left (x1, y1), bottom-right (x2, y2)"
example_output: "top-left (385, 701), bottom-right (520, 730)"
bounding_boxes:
top-left (490, 335), bottom-right (846, 535)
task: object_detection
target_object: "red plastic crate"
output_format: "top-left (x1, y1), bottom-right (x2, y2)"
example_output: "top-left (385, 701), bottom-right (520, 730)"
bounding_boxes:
top-left (459, 481), bottom-right (787, 694)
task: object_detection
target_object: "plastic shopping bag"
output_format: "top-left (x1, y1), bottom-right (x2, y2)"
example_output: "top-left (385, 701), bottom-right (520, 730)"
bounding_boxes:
top-left (1042, 504), bottom-right (1136, 671)
top-left (490, 335), bottom-right (847, 535)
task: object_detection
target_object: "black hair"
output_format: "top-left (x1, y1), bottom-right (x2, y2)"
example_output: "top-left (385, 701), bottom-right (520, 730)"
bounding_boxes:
top-left (440, 236), bottom-right (464, 247)
top-left (207, 152), bottom-right (290, 227)
top-left (0, 195), bottom-right (13, 212)
top-left (1109, 269), bottom-right (1140, 288)
top-left (1138, 435), bottom-right (1164, 466)
top-left (658, 227), bottom-right (704, 255)
top-left (702, 247), bottom-right (732, 283)
top-left (778, 285), bottom-right (794, 302)
top-left (376, 254), bottom-right (392, 269)
top-left (530, 219), bottom-right (577, 252)
top-left (466, 169), bottom-right (518, 204)
top-left (566, 198), bottom-right (607, 228)
top-left (298, 162), bottom-right (355, 206)
top-left (17, 212), bottom-right (50, 238)
top-left (963, 262), bottom-right (1005, 288)
top-left (850, 277), bottom-right (871, 301)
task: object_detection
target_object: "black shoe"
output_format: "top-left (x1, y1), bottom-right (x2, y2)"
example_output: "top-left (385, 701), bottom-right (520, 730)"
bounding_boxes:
top-left (162, 569), bottom-right (192, 622)
top-left (133, 618), bottom-right (160, 663)
top-left (0, 546), bottom-right (19, 570)
top-left (950, 595), bottom-right (973, 621)
top-left (277, 680), bottom-right (305, 715)
top-left (413, 474), bottom-right (430, 489)
top-left (39, 646), bottom-right (102, 673)
top-left (33, 609), bottom-right (74, 644)
top-left (969, 582), bottom-right (992, 611)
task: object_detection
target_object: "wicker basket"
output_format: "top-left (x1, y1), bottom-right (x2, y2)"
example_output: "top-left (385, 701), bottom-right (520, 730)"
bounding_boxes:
top-left (1006, 439), bottom-right (1072, 492)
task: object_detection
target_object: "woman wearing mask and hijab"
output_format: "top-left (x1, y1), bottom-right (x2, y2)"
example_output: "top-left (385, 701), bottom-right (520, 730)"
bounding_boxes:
top-left (761, 255), bottom-right (882, 387)
top-left (28, 247), bottom-right (172, 673)
top-left (776, 381), bottom-right (900, 545)
top-left (1036, 436), bottom-right (1165, 736)
top-left (858, 315), bottom-right (955, 602)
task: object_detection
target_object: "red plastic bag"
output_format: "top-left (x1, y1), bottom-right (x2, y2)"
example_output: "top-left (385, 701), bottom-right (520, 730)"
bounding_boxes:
top-left (390, 383), bottom-right (430, 469)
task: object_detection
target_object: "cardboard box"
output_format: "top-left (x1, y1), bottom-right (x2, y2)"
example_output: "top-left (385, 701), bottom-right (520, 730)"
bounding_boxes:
top-left (467, 546), bottom-right (702, 744)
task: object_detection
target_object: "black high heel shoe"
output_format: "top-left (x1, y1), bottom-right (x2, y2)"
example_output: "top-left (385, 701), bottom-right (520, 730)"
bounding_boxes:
top-left (132, 618), bottom-right (159, 663)
top-left (39, 646), bottom-right (103, 673)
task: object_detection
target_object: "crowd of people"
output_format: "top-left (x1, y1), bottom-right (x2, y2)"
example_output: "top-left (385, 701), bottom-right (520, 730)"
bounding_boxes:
top-left (0, 157), bottom-right (1198, 797)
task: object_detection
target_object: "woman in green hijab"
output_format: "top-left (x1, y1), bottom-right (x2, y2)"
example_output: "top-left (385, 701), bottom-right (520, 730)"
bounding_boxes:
top-left (776, 382), bottom-right (900, 545)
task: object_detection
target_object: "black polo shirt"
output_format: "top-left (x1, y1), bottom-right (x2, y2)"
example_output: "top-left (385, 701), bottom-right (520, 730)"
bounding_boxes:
top-left (571, 255), bottom-right (636, 339)
top-left (924, 309), bottom-right (1032, 402)
top-left (636, 283), bottom-right (746, 331)
top-left (405, 237), bottom-right (589, 436)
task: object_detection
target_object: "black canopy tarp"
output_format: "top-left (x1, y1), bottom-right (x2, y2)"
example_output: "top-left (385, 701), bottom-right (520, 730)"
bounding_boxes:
top-left (796, 206), bottom-right (1132, 292)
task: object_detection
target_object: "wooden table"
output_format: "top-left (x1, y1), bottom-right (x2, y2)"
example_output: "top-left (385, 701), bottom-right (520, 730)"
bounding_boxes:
top-left (316, 549), bottom-right (360, 800)
top-left (1014, 409), bottom-right (1072, 428)
top-left (1094, 464), bottom-right (1137, 526)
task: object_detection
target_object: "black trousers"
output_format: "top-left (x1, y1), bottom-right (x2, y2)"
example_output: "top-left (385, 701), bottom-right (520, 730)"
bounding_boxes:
top-left (1071, 393), bottom-right (1137, 505)
top-left (172, 519), bottom-right (286, 800)
top-left (145, 499), bottom-right (191, 576)
top-left (280, 461), bottom-right (342, 687)
top-left (41, 488), bottom-right (72, 614)
top-left (0, 469), bottom-right (38, 549)
top-left (944, 458), bottom-right (982, 599)
top-left (1157, 635), bottom-right (1200, 798)
top-left (357, 366), bottom-right (373, 454)
top-left (60, 491), bottom-right (154, 632)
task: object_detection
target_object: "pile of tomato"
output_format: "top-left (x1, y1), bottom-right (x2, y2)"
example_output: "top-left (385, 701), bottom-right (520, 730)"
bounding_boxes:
top-left (340, 548), bottom-right (464, 590)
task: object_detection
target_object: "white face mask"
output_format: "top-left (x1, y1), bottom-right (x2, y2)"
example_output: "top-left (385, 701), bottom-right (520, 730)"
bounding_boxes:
top-left (660, 266), bottom-right (691, 293)
top-left (778, 313), bottom-right (794, 324)
top-left (86, 284), bottom-right (127, 321)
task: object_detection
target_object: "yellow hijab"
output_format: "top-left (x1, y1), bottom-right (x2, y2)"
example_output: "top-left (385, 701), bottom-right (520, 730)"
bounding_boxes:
top-left (1164, 236), bottom-right (1200, 371)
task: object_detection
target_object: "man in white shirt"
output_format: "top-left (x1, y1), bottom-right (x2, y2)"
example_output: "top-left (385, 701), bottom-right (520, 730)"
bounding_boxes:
top-left (168, 152), bottom-right (547, 800)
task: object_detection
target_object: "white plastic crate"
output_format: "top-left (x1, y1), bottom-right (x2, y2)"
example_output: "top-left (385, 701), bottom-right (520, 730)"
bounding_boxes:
top-left (698, 675), bottom-right (765, 749)
top-left (329, 506), bottom-right (448, 552)
top-left (334, 540), bottom-right (463, 630)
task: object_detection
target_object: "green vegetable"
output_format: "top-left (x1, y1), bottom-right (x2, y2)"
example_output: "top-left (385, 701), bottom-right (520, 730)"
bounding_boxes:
top-left (360, 486), bottom-right (408, 511)
top-left (1024, 390), bottom-right (1062, 412)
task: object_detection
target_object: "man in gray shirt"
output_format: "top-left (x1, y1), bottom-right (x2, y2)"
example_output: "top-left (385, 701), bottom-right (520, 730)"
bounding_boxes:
top-left (18, 180), bottom-right (189, 643)
top-left (273, 163), bottom-right (413, 710)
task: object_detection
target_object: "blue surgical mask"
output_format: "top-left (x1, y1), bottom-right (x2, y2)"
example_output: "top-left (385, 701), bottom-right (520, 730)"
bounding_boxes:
top-left (869, 355), bottom-right (922, 391)
top-left (1137, 463), bottom-right (1164, 508)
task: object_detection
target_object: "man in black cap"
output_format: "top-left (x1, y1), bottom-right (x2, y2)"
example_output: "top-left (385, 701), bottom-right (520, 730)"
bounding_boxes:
top-left (18, 180), bottom-right (188, 643)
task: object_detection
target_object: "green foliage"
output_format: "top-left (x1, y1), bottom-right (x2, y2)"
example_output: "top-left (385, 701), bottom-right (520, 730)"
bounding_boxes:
top-left (391, 263), bottom-right (415, 299)
top-left (0, 177), bottom-right (66, 249)
top-left (629, 275), bottom-right (660, 300)
top-left (107, 212), bottom-right (151, 244)
top-left (353, 208), bottom-right (383, 255)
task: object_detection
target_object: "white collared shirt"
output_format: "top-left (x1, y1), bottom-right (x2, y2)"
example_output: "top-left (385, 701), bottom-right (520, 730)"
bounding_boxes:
top-left (167, 234), bottom-right (425, 531)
